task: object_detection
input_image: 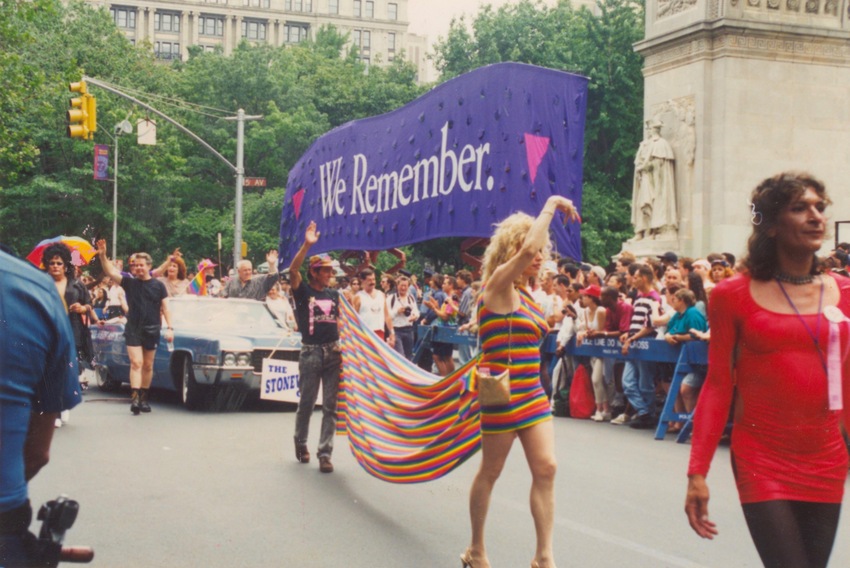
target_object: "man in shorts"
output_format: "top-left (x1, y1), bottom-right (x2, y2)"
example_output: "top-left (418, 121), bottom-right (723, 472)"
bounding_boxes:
top-left (96, 240), bottom-right (173, 415)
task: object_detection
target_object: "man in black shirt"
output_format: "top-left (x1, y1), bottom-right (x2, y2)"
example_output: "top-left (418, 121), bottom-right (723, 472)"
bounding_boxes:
top-left (96, 240), bottom-right (173, 415)
top-left (288, 221), bottom-right (341, 473)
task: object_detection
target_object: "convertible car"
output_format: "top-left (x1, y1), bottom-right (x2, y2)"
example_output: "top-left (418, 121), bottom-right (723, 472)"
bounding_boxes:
top-left (91, 296), bottom-right (302, 411)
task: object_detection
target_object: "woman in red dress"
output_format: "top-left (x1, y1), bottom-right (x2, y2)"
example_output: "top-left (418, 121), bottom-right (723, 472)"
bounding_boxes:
top-left (685, 172), bottom-right (850, 567)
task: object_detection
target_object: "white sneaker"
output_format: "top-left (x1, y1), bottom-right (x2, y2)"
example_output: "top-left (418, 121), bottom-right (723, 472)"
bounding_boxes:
top-left (60, 410), bottom-right (70, 424)
top-left (591, 411), bottom-right (604, 422)
top-left (600, 411), bottom-right (612, 422)
top-left (54, 418), bottom-right (63, 428)
top-left (610, 412), bottom-right (630, 425)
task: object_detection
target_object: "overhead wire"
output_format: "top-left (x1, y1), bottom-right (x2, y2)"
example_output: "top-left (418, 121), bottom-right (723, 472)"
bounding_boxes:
top-left (96, 78), bottom-right (235, 120)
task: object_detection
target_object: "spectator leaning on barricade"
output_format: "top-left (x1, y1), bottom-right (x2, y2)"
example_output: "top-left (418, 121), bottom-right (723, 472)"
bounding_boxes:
top-left (575, 284), bottom-right (609, 421)
top-left (597, 285), bottom-right (633, 417)
top-left (455, 269), bottom-right (475, 364)
top-left (663, 288), bottom-right (708, 430)
top-left (221, 249), bottom-right (280, 300)
top-left (613, 264), bottom-right (663, 429)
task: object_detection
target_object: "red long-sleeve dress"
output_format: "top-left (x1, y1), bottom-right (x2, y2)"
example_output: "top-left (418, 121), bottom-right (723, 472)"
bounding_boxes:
top-left (688, 273), bottom-right (850, 504)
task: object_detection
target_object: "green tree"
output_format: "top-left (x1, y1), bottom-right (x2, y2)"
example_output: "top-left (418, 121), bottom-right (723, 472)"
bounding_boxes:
top-left (433, 0), bottom-right (644, 263)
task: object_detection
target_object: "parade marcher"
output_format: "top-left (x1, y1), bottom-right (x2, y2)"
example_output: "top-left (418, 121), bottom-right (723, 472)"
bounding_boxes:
top-left (221, 250), bottom-right (280, 301)
top-left (197, 259), bottom-right (222, 297)
top-left (461, 195), bottom-right (579, 568)
top-left (289, 222), bottom-right (342, 474)
top-left (388, 275), bottom-right (419, 360)
top-left (154, 253), bottom-right (190, 297)
top-left (0, 248), bottom-right (81, 567)
top-left (96, 240), bottom-right (173, 415)
top-left (686, 172), bottom-right (850, 568)
top-left (42, 243), bottom-right (100, 422)
top-left (353, 268), bottom-right (395, 345)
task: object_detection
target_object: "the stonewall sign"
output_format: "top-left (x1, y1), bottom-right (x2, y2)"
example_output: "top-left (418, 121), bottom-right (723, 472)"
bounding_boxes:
top-left (278, 63), bottom-right (588, 266)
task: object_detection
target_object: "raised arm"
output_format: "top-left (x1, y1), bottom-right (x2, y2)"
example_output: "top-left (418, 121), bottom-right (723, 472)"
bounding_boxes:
top-left (288, 221), bottom-right (319, 291)
top-left (151, 248), bottom-right (181, 278)
top-left (95, 239), bottom-right (123, 284)
top-left (484, 196), bottom-right (579, 311)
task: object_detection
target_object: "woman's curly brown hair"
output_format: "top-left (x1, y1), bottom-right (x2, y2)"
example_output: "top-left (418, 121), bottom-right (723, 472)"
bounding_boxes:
top-left (743, 172), bottom-right (831, 281)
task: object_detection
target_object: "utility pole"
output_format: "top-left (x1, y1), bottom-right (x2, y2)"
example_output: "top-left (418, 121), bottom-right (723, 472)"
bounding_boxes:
top-left (81, 77), bottom-right (262, 269)
top-left (224, 109), bottom-right (262, 268)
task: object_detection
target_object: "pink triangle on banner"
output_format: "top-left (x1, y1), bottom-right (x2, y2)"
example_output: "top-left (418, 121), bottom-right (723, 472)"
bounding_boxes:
top-left (292, 188), bottom-right (306, 220)
top-left (524, 133), bottom-right (550, 184)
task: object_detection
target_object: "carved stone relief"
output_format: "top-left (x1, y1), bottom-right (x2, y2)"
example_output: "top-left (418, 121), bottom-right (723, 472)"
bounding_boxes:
top-left (824, 0), bottom-right (838, 15)
top-left (787, 0), bottom-right (800, 10)
top-left (805, 0), bottom-right (820, 13)
top-left (657, 0), bottom-right (698, 19)
top-left (767, 0), bottom-right (780, 9)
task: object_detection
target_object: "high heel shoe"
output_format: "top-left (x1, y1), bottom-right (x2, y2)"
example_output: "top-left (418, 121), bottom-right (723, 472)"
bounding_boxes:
top-left (460, 550), bottom-right (474, 567)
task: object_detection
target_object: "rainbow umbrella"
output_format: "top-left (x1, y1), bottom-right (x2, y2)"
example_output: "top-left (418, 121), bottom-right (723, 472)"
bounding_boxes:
top-left (27, 236), bottom-right (97, 268)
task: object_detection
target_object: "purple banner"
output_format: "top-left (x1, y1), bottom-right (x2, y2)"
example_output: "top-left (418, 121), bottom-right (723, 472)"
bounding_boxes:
top-left (93, 144), bottom-right (109, 181)
top-left (278, 63), bottom-right (588, 267)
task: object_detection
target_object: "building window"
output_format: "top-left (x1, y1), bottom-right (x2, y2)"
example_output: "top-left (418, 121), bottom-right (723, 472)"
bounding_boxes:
top-left (360, 56), bottom-right (370, 68)
top-left (352, 29), bottom-right (361, 48)
top-left (388, 3), bottom-right (397, 20)
top-left (285, 0), bottom-right (312, 10)
top-left (353, 0), bottom-right (361, 17)
top-left (365, 1), bottom-right (373, 18)
top-left (154, 12), bottom-right (181, 33)
top-left (199, 15), bottom-right (225, 36)
top-left (242, 19), bottom-right (267, 40)
top-left (110, 7), bottom-right (136, 29)
top-left (244, 0), bottom-right (270, 6)
top-left (387, 32), bottom-right (395, 52)
top-left (328, 0), bottom-right (339, 13)
top-left (154, 41), bottom-right (181, 60)
top-left (362, 29), bottom-right (370, 49)
top-left (284, 23), bottom-right (309, 43)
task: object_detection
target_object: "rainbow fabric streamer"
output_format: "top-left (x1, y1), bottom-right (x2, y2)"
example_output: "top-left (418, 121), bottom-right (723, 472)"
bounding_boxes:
top-left (337, 296), bottom-right (482, 483)
top-left (188, 271), bottom-right (206, 296)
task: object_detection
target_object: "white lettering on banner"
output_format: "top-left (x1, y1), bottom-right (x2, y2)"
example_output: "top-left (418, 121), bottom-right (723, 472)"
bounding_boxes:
top-left (319, 158), bottom-right (346, 217)
top-left (260, 358), bottom-right (322, 405)
top-left (323, 121), bottom-right (494, 218)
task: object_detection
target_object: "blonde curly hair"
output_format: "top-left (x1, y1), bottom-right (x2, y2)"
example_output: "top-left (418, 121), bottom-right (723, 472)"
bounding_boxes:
top-left (481, 212), bottom-right (552, 285)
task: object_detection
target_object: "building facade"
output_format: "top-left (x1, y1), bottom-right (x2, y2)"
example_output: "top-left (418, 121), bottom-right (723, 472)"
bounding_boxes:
top-left (88, 0), bottom-right (429, 80)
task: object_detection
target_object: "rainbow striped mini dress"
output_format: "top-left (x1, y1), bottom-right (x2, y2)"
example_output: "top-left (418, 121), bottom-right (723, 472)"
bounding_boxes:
top-left (477, 286), bottom-right (552, 434)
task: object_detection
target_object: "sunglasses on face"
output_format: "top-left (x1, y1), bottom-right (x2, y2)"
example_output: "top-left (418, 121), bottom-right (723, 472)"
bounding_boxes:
top-left (48, 261), bottom-right (65, 267)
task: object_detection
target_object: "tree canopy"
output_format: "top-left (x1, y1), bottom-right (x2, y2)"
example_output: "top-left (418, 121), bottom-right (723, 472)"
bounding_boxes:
top-left (433, 0), bottom-right (645, 263)
top-left (1, 0), bottom-right (644, 272)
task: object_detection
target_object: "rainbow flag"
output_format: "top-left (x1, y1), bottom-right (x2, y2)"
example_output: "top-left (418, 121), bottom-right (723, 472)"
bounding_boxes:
top-left (188, 271), bottom-right (206, 295)
top-left (337, 295), bottom-right (481, 483)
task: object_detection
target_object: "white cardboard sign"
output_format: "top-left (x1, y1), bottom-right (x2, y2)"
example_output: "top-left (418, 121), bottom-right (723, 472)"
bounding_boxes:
top-left (260, 358), bottom-right (322, 405)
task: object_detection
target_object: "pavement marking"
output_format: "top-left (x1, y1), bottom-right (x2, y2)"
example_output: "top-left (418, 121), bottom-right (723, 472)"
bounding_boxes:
top-left (554, 516), bottom-right (710, 568)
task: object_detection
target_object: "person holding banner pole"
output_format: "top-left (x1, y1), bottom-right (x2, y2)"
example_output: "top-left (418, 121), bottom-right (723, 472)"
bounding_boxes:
top-left (289, 222), bottom-right (342, 474)
top-left (685, 172), bottom-right (850, 568)
top-left (461, 195), bottom-right (579, 568)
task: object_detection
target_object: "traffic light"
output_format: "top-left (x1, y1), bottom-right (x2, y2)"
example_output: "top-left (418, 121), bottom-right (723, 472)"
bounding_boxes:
top-left (67, 81), bottom-right (96, 140)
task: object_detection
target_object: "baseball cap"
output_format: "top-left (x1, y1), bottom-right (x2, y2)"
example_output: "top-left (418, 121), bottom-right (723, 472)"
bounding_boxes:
top-left (658, 251), bottom-right (678, 263)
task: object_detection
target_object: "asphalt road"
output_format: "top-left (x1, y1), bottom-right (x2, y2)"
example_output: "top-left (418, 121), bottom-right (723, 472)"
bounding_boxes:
top-left (28, 388), bottom-right (850, 568)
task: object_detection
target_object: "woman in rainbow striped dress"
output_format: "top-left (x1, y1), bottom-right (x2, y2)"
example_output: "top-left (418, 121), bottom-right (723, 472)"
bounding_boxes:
top-left (460, 195), bottom-right (580, 568)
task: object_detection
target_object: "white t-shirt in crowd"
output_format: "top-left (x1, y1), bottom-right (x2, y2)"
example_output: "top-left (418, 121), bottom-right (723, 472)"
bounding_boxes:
top-left (357, 289), bottom-right (386, 332)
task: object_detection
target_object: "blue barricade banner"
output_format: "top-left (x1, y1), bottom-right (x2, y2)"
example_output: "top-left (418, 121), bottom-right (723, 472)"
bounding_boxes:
top-left (278, 63), bottom-right (589, 266)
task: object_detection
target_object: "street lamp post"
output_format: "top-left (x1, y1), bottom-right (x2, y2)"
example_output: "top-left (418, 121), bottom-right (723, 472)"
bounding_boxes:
top-left (112, 120), bottom-right (132, 262)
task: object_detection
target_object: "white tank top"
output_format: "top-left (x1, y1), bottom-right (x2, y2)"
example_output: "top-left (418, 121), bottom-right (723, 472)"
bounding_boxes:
top-left (357, 289), bottom-right (386, 332)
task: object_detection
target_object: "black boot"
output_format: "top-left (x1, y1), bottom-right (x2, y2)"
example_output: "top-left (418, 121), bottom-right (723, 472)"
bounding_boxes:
top-left (130, 389), bottom-right (141, 415)
top-left (139, 388), bottom-right (152, 413)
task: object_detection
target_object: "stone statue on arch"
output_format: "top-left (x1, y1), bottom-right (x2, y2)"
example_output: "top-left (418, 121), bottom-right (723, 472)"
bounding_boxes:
top-left (630, 118), bottom-right (678, 241)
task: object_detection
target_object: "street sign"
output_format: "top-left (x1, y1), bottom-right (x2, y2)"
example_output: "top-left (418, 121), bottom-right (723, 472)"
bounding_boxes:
top-left (243, 177), bottom-right (266, 187)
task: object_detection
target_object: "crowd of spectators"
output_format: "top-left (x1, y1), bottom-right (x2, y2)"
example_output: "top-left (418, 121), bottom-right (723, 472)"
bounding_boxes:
top-left (47, 238), bottom-right (850, 430)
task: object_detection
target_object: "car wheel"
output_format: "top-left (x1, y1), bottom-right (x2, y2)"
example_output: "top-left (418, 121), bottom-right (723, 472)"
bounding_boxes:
top-left (180, 356), bottom-right (207, 410)
top-left (95, 365), bottom-right (121, 392)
